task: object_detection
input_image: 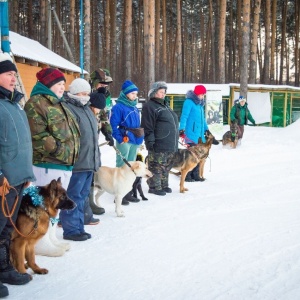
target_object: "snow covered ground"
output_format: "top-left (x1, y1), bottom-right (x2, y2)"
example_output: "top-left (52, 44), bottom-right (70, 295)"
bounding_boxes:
top-left (10, 121), bottom-right (300, 300)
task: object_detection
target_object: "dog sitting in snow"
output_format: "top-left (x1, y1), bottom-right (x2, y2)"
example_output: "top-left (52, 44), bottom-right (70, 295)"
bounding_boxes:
top-left (10, 178), bottom-right (75, 275)
top-left (222, 122), bottom-right (239, 148)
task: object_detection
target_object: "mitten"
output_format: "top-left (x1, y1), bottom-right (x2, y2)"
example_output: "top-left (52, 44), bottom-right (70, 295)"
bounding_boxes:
top-left (104, 133), bottom-right (114, 146)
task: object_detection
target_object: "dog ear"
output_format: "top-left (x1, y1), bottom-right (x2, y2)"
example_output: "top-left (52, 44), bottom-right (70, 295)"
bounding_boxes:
top-left (57, 177), bottom-right (62, 184)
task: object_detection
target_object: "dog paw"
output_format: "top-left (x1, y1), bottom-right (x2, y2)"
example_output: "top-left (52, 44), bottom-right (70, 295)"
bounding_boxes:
top-left (116, 212), bottom-right (125, 217)
top-left (34, 268), bottom-right (49, 275)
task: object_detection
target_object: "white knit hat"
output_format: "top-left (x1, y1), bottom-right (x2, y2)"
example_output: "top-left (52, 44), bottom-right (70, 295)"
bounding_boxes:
top-left (69, 78), bottom-right (91, 95)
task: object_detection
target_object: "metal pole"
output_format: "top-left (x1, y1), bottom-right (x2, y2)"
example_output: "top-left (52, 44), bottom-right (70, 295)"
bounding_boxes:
top-left (51, 8), bottom-right (75, 63)
top-left (0, 0), bottom-right (10, 53)
top-left (47, 1), bottom-right (52, 50)
top-left (80, 0), bottom-right (84, 77)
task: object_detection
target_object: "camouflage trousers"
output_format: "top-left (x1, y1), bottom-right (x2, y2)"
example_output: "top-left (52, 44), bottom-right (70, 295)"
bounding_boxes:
top-left (147, 151), bottom-right (175, 190)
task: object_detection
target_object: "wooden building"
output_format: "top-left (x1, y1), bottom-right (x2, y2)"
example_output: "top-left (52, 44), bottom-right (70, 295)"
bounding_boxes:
top-left (9, 31), bottom-right (87, 101)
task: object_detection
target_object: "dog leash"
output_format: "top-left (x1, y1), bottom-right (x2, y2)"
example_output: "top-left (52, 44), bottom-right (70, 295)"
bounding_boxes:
top-left (112, 145), bottom-right (135, 173)
top-left (1, 184), bottom-right (37, 237)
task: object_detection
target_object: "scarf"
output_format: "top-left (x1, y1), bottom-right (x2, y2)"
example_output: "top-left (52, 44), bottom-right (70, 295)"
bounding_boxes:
top-left (67, 92), bottom-right (90, 106)
top-left (116, 91), bottom-right (137, 107)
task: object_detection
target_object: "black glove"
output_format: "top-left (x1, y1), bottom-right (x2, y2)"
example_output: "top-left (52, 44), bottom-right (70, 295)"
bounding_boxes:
top-left (97, 87), bottom-right (106, 94)
top-left (179, 130), bottom-right (185, 137)
top-left (104, 133), bottom-right (114, 146)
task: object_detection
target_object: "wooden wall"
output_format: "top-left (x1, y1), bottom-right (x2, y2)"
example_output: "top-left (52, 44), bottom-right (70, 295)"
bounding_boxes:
top-left (15, 62), bottom-right (82, 100)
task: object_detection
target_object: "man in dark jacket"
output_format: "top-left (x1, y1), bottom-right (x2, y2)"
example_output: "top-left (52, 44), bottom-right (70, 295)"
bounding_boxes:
top-left (230, 96), bottom-right (256, 142)
top-left (141, 81), bottom-right (179, 196)
top-left (0, 52), bottom-right (36, 298)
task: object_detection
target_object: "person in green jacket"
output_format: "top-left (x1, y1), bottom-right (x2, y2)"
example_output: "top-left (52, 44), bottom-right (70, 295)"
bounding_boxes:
top-left (230, 96), bottom-right (256, 142)
top-left (24, 67), bottom-right (80, 190)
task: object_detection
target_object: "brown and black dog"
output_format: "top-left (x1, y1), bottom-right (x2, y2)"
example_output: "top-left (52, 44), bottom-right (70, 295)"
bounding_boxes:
top-left (10, 178), bottom-right (75, 276)
top-left (169, 131), bottom-right (219, 193)
top-left (222, 122), bottom-right (238, 148)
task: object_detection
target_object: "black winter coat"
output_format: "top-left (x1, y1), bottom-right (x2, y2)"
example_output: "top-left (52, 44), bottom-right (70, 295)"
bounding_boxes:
top-left (141, 97), bottom-right (179, 153)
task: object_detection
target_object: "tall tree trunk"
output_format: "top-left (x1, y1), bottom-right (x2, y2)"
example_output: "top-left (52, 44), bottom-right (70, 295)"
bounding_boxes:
top-left (143, 0), bottom-right (155, 93)
top-left (270, 0), bottom-right (277, 84)
top-left (69, 0), bottom-right (75, 62)
top-left (249, 0), bottom-right (261, 83)
top-left (124, 0), bottom-right (132, 79)
top-left (263, 0), bottom-right (271, 83)
top-left (279, 0), bottom-right (287, 84)
top-left (175, 0), bottom-right (183, 82)
top-left (155, 0), bottom-right (160, 80)
top-left (110, 0), bottom-right (117, 81)
top-left (295, 0), bottom-right (300, 85)
top-left (104, 1), bottom-right (110, 69)
top-left (240, 0), bottom-right (251, 96)
top-left (84, 0), bottom-right (91, 73)
top-left (162, 0), bottom-right (167, 80)
top-left (218, 0), bottom-right (226, 83)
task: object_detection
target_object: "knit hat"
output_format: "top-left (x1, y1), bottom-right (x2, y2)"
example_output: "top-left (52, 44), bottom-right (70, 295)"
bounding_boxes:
top-left (36, 68), bottom-right (66, 88)
top-left (89, 91), bottom-right (106, 109)
top-left (122, 80), bottom-right (138, 95)
top-left (0, 52), bottom-right (17, 74)
top-left (90, 68), bottom-right (113, 88)
top-left (238, 95), bottom-right (246, 102)
top-left (148, 81), bottom-right (168, 98)
top-left (194, 85), bottom-right (207, 96)
top-left (69, 78), bottom-right (91, 95)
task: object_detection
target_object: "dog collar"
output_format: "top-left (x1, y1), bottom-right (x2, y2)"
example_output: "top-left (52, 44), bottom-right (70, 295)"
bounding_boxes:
top-left (23, 185), bottom-right (44, 206)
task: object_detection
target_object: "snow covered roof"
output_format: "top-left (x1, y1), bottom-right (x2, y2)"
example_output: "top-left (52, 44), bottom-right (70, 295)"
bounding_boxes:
top-left (9, 31), bottom-right (87, 74)
top-left (167, 83), bottom-right (300, 96)
top-left (229, 83), bottom-right (300, 91)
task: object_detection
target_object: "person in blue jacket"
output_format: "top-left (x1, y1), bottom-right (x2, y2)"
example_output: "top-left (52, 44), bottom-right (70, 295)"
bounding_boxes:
top-left (110, 80), bottom-right (144, 204)
top-left (179, 84), bottom-right (208, 182)
top-left (0, 52), bottom-right (36, 298)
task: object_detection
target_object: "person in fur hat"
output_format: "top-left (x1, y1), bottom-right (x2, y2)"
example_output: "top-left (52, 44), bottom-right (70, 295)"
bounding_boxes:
top-left (0, 51), bottom-right (35, 298)
top-left (141, 81), bottom-right (179, 196)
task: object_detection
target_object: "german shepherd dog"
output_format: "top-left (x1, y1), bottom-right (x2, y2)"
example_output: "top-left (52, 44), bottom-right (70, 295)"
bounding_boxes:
top-left (222, 122), bottom-right (238, 148)
top-left (131, 153), bottom-right (148, 201)
top-left (10, 178), bottom-right (75, 276)
top-left (169, 130), bottom-right (219, 193)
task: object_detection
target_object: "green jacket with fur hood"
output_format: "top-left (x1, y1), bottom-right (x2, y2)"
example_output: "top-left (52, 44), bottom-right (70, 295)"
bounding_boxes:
top-left (25, 82), bottom-right (80, 170)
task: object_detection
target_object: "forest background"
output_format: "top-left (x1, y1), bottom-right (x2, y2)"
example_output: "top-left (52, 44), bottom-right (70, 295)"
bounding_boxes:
top-left (8, 0), bottom-right (300, 97)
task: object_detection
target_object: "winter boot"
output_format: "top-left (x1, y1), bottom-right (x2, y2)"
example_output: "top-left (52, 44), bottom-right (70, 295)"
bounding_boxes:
top-left (123, 191), bottom-right (140, 203)
top-left (0, 240), bottom-right (31, 285)
top-left (191, 164), bottom-right (202, 182)
top-left (148, 188), bottom-right (167, 196)
top-left (89, 186), bottom-right (105, 215)
top-left (0, 281), bottom-right (8, 298)
top-left (185, 171), bottom-right (194, 182)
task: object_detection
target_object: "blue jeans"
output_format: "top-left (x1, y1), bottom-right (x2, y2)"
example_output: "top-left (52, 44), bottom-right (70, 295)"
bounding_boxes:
top-left (60, 171), bottom-right (93, 236)
top-left (116, 142), bottom-right (140, 167)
